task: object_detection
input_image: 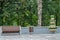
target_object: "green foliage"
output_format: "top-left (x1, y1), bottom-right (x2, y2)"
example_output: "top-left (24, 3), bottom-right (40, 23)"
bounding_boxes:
top-left (42, 0), bottom-right (59, 26)
top-left (0, 0), bottom-right (38, 27)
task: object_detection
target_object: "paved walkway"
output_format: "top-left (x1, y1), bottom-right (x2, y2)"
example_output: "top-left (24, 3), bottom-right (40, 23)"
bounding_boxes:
top-left (0, 34), bottom-right (60, 40)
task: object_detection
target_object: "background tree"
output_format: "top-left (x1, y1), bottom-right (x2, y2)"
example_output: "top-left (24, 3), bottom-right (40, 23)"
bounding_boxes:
top-left (42, 0), bottom-right (59, 26)
top-left (0, 0), bottom-right (38, 27)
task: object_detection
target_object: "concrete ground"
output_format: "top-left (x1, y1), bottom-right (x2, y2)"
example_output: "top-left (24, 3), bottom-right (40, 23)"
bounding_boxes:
top-left (0, 34), bottom-right (60, 40)
top-left (0, 27), bottom-right (60, 40)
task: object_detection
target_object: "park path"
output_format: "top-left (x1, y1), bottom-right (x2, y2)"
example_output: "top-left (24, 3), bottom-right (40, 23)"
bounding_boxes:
top-left (0, 34), bottom-right (60, 40)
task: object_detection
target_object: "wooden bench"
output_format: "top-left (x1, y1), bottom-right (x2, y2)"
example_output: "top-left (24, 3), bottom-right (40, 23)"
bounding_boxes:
top-left (2, 26), bottom-right (20, 33)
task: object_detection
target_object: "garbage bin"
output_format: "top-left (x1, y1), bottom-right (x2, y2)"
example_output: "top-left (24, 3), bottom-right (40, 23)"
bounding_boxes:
top-left (29, 27), bottom-right (33, 32)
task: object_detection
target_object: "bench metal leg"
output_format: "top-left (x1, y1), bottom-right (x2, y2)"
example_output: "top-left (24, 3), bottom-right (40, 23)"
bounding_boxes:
top-left (19, 26), bottom-right (21, 35)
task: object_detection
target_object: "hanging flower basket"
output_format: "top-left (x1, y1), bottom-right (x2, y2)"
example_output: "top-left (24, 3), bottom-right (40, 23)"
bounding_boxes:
top-left (49, 15), bottom-right (57, 33)
top-left (49, 25), bottom-right (57, 29)
top-left (49, 29), bottom-right (56, 33)
top-left (49, 26), bottom-right (57, 33)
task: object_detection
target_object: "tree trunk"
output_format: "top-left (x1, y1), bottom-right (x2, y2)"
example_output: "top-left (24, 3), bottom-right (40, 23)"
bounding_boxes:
top-left (37, 0), bottom-right (42, 26)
